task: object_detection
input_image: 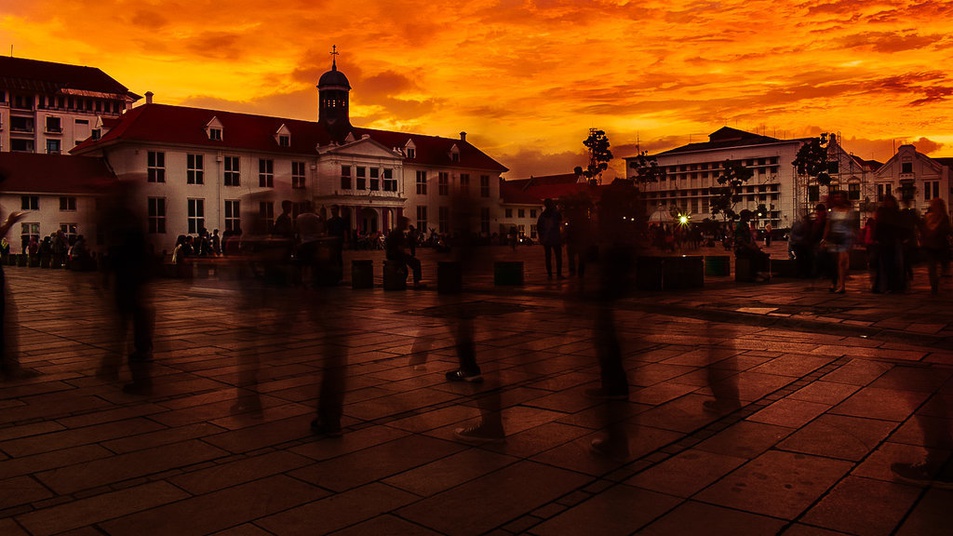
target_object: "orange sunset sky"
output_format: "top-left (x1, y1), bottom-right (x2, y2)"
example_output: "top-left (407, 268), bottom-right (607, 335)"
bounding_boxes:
top-left (2, 0), bottom-right (953, 178)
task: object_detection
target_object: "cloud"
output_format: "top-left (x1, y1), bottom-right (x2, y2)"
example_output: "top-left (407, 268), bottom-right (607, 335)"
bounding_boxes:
top-left (839, 31), bottom-right (943, 53)
top-left (906, 136), bottom-right (944, 154)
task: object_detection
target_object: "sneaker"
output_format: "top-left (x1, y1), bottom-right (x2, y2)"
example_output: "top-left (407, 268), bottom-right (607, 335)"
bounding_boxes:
top-left (454, 425), bottom-right (504, 445)
top-left (584, 388), bottom-right (627, 401)
top-left (891, 462), bottom-right (953, 489)
top-left (445, 369), bottom-right (484, 383)
top-left (310, 419), bottom-right (343, 437)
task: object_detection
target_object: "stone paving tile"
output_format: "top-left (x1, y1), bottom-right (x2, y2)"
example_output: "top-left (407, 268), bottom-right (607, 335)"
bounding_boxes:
top-left (255, 482), bottom-right (417, 536)
top-left (894, 488), bottom-right (953, 536)
top-left (695, 420), bottom-right (795, 460)
top-left (0, 444), bottom-right (113, 481)
top-left (747, 398), bottom-right (831, 428)
top-left (787, 380), bottom-right (861, 405)
top-left (0, 417), bottom-right (166, 457)
top-left (626, 448), bottom-right (747, 498)
top-left (169, 450), bottom-right (314, 495)
top-left (100, 475), bottom-right (327, 536)
top-left (694, 450), bottom-right (853, 520)
top-left (830, 387), bottom-right (931, 422)
top-left (638, 500), bottom-right (788, 535)
top-left (35, 439), bottom-right (228, 495)
top-left (383, 448), bottom-right (518, 497)
top-left (397, 461), bottom-right (590, 536)
top-left (15, 481), bottom-right (189, 536)
top-left (799, 475), bottom-right (922, 536)
top-left (291, 434), bottom-right (464, 492)
top-left (327, 515), bottom-right (444, 535)
top-left (531, 483), bottom-right (680, 535)
top-left (777, 414), bottom-right (898, 461)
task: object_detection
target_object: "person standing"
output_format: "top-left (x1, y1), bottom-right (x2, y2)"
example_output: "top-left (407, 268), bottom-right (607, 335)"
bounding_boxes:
top-left (536, 198), bottom-right (564, 279)
top-left (823, 191), bottom-right (857, 294)
top-left (325, 205), bottom-right (348, 275)
top-left (920, 197), bottom-right (952, 295)
top-left (385, 217), bottom-right (424, 288)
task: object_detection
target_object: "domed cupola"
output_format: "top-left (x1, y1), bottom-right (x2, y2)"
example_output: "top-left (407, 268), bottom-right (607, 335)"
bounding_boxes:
top-left (318, 45), bottom-right (352, 143)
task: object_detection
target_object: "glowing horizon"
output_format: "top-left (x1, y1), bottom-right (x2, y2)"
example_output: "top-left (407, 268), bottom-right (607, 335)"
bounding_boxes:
top-left (3, 0), bottom-right (952, 178)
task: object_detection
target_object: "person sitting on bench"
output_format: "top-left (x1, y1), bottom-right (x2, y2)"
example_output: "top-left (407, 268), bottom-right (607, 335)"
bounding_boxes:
top-left (386, 217), bottom-right (424, 288)
top-left (734, 209), bottom-right (771, 282)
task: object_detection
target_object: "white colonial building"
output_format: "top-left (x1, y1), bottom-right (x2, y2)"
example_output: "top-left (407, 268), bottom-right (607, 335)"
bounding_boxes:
top-left (71, 57), bottom-right (507, 251)
top-left (873, 144), bottom-right (952, 216)
top-left (0, 56), bottom-right (139, 155)
top-left (626, 128), bottom-right (880, 229)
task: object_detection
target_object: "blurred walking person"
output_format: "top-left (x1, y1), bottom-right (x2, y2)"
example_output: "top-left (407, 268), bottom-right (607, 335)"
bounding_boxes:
top-left (920, 197), bottom-right (952, 295)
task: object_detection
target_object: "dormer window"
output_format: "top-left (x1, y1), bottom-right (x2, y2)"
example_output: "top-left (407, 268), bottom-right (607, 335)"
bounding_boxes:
top-left (206, 116), bottom-right (224, 141)
top-left (405, 139), bottom-right (416, 159)
top-left (450, 144), bottom-right (460, 163)
top-left (275, 124), bottom-right (292, 147)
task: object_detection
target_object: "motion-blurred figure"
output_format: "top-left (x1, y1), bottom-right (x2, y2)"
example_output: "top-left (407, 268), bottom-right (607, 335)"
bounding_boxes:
top-left (585, 180), bottom-right (644, 459)
top-left (0, 208), bottom-right (36, 379)
top-left (97, 182), bottom-right (156, 394)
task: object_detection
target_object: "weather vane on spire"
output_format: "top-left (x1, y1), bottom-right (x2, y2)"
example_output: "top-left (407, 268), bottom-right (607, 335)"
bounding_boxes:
top-left (330, 45), bottom-right (339, 70)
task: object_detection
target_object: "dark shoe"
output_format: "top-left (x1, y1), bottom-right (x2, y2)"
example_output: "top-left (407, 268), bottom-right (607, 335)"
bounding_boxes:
top-left (412, 282), bottom-right (428, 289)
top-left (589, 438), bottom-right (629, 461)
top-left (445, 369), bottom-right (484, 383)
top-left (128, 351), bottom-right (154, 362)
top-left (703, 399), bottom-right (742, 413)
top-left (122, 381), bottom-right (153, 395)
top-left (310, 419), bottom-right (343, 437)
top-left (454, 425), bottom-right (505, 445)
top-left (890, 462), bottom-right (953, 488)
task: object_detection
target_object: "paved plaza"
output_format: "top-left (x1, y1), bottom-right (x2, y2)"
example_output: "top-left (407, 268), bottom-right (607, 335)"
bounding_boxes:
top-left (0, 243), bottom-right (951, 535)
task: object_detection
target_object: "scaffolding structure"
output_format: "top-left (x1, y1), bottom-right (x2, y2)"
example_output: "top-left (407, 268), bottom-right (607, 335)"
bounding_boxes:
top-left (792, 133), bottom-right (877, 220)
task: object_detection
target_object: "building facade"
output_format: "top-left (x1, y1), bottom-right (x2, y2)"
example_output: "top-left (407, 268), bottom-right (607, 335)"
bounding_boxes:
top-left (872, 144), bottom-right (952, 217)
top-left (71, 60), bottom-right (507, 252)
top-left (0, 56), bottom-right (139, 155)
top-left (626, 128), bottom-right (879, 230)
top-left (0, 152), bottom-right (115, 252)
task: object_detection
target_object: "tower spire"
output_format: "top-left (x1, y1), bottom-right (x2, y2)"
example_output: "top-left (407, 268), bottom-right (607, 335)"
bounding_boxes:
top-left (330, 44), bottom-right (339, 71)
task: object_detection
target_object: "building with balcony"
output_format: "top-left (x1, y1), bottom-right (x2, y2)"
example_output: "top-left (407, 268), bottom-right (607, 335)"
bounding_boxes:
top-left (0, 56), bottom-right (139, 155)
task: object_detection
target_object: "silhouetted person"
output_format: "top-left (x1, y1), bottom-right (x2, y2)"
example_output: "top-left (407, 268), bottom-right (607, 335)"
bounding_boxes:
top-left (326, 204), bottom-right (348, 270)
top-left (920, 197), bottom-right (951, 295)
top-left (874, 194), bottom-right (905, 293)
top-left (386, 217), bottom-right (424, 288)
top-left (564, 202), bottom-right (593, 278)
top-left (97, 182), bottom-right (156, 395)
top-left (586, 181), bottom-right (643, 459)
top-left (891, 367), bottom-right (953, 487)
top-left (0, 209), bottom-right (36, 379)
top-left (537, 198), bottom-right (563, 279)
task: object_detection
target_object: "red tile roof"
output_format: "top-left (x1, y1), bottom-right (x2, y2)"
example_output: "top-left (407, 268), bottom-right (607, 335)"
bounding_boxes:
top-left (73, 103), bottom-right (508, 172)
top-left (0, 56), bottom-right (139, 100)
top-left (0, 153), bottom-right (116, 194)
top-left (501, 173), bottom-right (593, 203)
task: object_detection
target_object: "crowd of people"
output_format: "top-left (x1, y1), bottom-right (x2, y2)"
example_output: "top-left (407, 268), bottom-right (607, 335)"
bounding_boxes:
top-left (788, 192), bottom-right (952, 295)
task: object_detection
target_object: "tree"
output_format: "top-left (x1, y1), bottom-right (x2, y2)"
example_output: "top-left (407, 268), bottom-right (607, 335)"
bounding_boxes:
top-left (628, 151), bottom-right (667, 188)
top-left (573, 129), bottom-right (613, 185)
top-left (793, 133), bottom-right (832, 187)
top-left (709, 159), bottom-right (754, 222)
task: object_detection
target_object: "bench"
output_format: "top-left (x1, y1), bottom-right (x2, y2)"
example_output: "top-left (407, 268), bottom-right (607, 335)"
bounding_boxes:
top-left (636, 255), bottom-right (704, 290)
